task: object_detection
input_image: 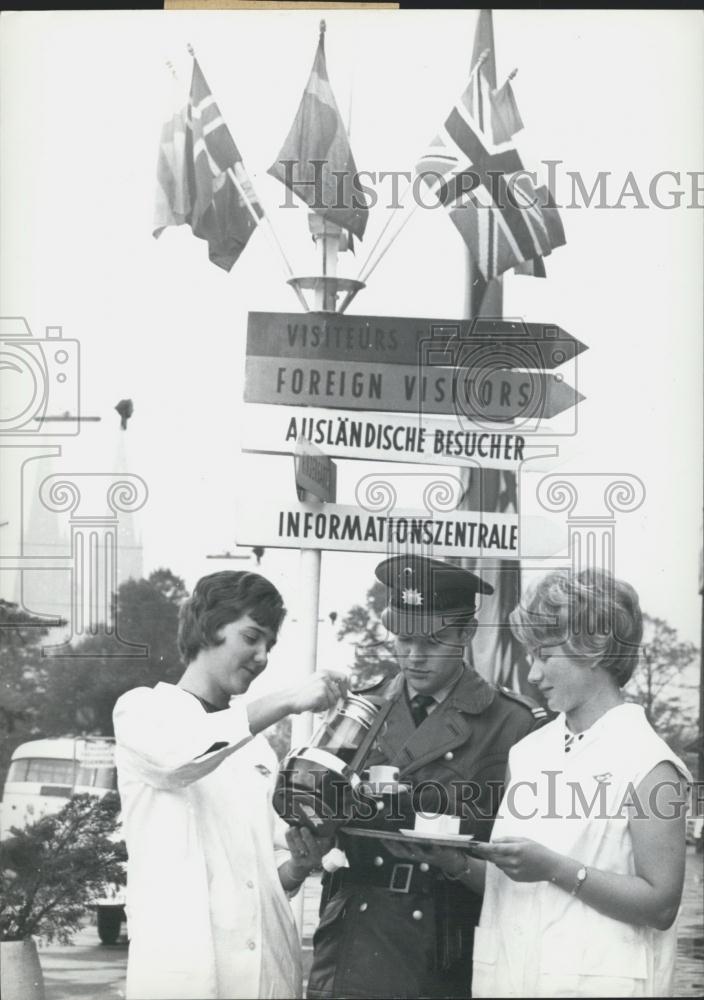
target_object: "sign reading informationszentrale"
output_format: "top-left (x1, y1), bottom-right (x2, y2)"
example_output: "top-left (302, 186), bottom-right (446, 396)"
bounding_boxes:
top-left (247, 311), bottom-right (587, 369)
top-left (243, 404), bottom-right (527, 470)
top-left (234, 498), bottom-right (520, 559)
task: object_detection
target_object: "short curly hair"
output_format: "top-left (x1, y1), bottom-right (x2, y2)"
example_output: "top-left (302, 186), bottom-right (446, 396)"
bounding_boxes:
top-left (509, 568), bottom-right (643, 687)
top-left (178, 571), bottom-right (286, 665)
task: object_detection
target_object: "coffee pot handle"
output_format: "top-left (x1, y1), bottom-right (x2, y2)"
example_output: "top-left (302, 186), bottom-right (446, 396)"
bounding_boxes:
top-left (347, 698), bottom-right (394, 776)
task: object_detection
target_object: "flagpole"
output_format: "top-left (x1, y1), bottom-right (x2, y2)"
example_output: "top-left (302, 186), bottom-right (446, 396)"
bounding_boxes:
top-left (226, 166), bottom-right (310, 312)
top-left (459, 10), bottom-right (509, 682)
top-left (340, 50), bottom-right (493, 317)
top-left (339, 199), bottom-right (421, 319)
top-left (184, 42), bottom-right (309, 313)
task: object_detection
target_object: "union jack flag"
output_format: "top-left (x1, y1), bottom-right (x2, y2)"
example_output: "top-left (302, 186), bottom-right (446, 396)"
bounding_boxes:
top-left (416, 59), bottom-right (565, 281)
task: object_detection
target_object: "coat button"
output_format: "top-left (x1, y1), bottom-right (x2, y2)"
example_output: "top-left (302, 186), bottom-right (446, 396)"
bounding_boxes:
top-left (444, 751), bottom-right (454, 761)
top-left (376, 800), bottom-right (384, 811)
top-left (412, 910), bottom-right (423, 921)
top-left (373, 856), bottom-right (384, 867)
top-left (419, 862), bottom-right (430, 873)
top-left (246, 940), bottom-right (256, 950)
top-left (359, 902), bottom-right (368, 912)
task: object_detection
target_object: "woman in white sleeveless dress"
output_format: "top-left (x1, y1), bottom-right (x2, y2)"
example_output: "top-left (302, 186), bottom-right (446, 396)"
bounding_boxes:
top-left (467, 568), bottom-right (691, 998)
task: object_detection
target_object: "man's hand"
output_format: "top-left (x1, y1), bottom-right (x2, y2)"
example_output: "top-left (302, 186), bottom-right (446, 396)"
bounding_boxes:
top-left (286, 669), bottom-right (350, 715)
top-left (471, 837), bottom-right (558, 882)
top-left (285, 826), bottom-right (334, 880)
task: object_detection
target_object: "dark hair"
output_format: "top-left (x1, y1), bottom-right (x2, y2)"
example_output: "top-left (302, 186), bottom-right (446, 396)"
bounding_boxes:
top-left (509, 568), bottom-right (643, 687)
top-left (177, 571), bottom-right (286, 665)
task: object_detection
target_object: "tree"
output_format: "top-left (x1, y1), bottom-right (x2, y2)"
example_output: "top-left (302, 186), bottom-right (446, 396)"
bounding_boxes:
top-left (0, 792), bottom-right (126, 943)
top-left (0, 601), bottom-right (67, 789)
top-left (38, 569), bottom-right (188, 737)
top-left (337, 581), bottom-right (398, 688)
top-left (624, 614), bottom-right (699, 768)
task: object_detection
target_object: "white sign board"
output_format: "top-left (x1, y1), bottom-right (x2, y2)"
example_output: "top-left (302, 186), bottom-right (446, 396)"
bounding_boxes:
top-left (235, 498), bottom-right (520, 559)
top-left (242, 404), bottom-right (528, 471)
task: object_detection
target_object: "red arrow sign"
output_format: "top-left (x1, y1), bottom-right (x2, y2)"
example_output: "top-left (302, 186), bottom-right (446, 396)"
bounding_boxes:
top-left (244, 356), bottom-right (583, 421)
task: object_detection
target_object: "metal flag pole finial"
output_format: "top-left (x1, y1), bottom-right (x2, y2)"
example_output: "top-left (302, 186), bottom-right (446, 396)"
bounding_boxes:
top-left (475, 48), bottom-right (490, 71)
top-left (319, 19), bottom-right (326, 38)
top-left (508, 67), bottom-right (519, 82)
top-left (186, 42), bottom-right (195, 57)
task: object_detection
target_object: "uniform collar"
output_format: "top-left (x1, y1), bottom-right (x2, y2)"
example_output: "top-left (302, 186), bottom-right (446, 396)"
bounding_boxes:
top-left (387, 664), bottom-right (495, 715)
top-left (405, 664), bottom-right (464, 706)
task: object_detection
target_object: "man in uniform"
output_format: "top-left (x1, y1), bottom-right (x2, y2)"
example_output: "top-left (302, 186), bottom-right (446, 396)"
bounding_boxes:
top-left (306, 555), bottom-right (547, 1000)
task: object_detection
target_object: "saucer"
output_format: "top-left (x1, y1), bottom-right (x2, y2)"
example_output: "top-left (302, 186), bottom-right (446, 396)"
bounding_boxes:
top-left (399, 829), bottom-right (476, 848)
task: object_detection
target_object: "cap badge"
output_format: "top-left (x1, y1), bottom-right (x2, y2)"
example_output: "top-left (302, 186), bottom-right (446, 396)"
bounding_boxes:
top-left (401, 588), bottom-right (423, 606)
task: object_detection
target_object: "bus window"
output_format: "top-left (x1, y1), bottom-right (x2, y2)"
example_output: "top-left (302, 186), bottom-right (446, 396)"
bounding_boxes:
top-left (76, 765), bottom-right (118, 790)
top-left (23, 759), bottom-right (76, 785)
top-left (6, 759), bottom-right (31, 783)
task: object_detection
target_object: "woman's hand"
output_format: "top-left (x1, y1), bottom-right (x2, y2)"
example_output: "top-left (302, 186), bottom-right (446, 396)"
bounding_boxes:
top-left (472, 837), bottom-right (558, 883)
top-left (286, 669), bottom-right (350, 715)
top-left (284, 825), bottom-right (333, 880)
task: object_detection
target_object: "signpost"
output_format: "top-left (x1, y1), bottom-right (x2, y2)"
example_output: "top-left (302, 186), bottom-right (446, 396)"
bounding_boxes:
top-left (247, 311), bottom-right (587, 370)
top-left (236, 497), bottom-right (520, 559)
top-left (245, 355), bottom-right (583, 420)
top-left (243, 404), bottom-right (530, 470)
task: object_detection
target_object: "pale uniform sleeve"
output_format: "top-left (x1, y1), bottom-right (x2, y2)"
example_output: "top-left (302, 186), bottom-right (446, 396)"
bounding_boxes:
top-left (113, 686), bottom-right (254, 790)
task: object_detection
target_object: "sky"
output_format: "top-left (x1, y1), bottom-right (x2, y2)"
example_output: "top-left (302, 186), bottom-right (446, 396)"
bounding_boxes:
top-left (0, 9), bottom-right (702, 692)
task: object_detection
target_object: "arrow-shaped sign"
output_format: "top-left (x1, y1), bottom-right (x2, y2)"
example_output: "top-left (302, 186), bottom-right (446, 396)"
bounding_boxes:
top-left (242, 404), bottom-right (531, 470)
top-left (247, 311), bottom-right (587, 369)
top-left (244, 356), bottom-right (583, 421)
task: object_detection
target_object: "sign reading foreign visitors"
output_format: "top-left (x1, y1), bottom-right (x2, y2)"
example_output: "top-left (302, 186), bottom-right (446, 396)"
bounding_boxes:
top-left (246, 311), bottom-right (587, 369)
top-left (294, 435), bottom-right (337, 502)
top-left (243, 404), bottom-right (529, 470)
top-left (234, 497), bottom-right (521, 559)
top-left (244, 356), bottom-right (583, 420)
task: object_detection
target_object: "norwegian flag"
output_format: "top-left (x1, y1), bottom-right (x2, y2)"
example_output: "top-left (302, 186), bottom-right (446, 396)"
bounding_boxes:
top-left (153, 58), bottom-right (263, 272)
top-left (416, 58), bottom-right (565, 281)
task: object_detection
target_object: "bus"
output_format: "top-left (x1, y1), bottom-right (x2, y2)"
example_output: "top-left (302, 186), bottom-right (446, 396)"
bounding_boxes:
top-left (1, 736), bottom-right (127, 945)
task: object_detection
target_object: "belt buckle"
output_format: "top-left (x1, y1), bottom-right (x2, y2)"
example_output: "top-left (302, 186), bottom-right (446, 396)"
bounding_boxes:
top-left (389, 862), bottom-right (413, 893)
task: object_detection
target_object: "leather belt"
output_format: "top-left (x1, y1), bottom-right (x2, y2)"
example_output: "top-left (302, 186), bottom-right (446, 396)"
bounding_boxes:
top-left (338, 861), bottom-right (441, 896)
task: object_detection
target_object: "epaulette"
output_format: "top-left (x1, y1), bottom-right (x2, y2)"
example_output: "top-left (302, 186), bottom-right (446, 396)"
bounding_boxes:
top-left (498, 685), bottom-right (549, 721)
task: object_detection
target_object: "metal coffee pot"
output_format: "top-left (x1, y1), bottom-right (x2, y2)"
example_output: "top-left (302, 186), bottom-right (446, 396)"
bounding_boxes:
top-left (273, 692), bottom-right (394, 837)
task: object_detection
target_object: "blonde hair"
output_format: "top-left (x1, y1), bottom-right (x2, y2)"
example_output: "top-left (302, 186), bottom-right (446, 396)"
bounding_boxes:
top-left (509, 569), bottom-right (643, 686)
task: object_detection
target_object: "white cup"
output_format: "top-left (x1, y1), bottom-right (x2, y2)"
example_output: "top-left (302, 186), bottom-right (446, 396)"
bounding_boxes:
top-left (368, 765), bottom-right (400, 784)
top-left (414, 812), bottom-right (461, 836)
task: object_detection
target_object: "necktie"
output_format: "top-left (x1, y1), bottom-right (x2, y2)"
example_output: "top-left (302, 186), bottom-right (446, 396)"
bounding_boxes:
top-left (410, 694), bottom-right (436, 727)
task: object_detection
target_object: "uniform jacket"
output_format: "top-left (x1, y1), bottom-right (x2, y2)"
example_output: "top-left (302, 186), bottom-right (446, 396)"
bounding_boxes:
top-left (307, 667), bottom-right (546, 1000)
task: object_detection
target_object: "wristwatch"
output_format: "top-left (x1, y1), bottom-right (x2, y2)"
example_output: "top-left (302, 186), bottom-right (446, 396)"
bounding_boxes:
top-left (571, 865), bottom-right (588, 895)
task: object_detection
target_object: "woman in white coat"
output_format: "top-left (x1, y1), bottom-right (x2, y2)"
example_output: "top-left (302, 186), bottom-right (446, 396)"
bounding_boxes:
top-left (113, 570), bottom-right (348, 1000)
top-left (468, 568), bottom-right (691, 998)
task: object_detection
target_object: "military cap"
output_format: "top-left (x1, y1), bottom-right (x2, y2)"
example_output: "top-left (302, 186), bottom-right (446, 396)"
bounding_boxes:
top-left (376, 555), bottom-right (493, 636)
